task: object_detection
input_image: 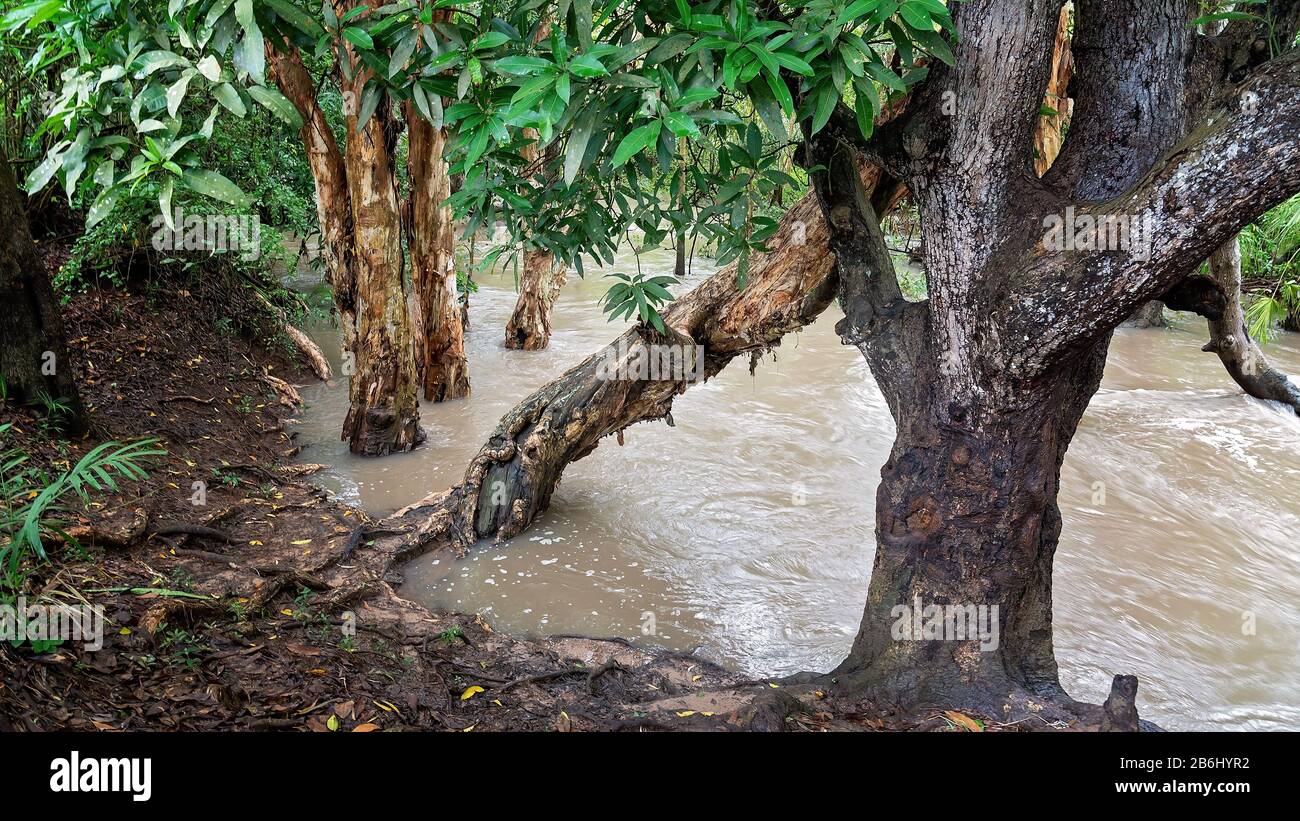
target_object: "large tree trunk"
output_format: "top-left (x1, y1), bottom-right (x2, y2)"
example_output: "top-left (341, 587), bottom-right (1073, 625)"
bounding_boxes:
top-left (340, 87), bottom-right (424, 454)
top-left (832, 349), bottom-right (1107, 717)
top-left (0, 155), bottom-right (87, 435)
top-left (268, 35), bottom-right (423, 455)
top-left (407, 106), bottom-right (470, 401)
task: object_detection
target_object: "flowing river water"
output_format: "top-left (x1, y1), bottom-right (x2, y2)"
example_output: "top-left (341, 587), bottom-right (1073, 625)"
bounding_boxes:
top-left (288, 248), bottom-right (1300, 731)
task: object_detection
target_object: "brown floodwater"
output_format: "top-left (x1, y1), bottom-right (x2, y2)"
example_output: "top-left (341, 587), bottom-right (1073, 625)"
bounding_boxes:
top-left (290, 249), bottom-right (1300, 730)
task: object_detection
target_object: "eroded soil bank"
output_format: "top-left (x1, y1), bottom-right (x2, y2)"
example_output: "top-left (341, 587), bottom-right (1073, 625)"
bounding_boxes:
top-left (1, 286), bottom-right (1112, 732)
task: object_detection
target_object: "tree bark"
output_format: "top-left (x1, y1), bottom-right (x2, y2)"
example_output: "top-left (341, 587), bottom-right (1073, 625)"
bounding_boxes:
top-left (407, 105), bottom-right (471, 401)
top-left (503, 19), bottom-right (565, 351)
top-left (340, 80), bottom-right (423, 454)
top-left (0, 154), bottom-right (87, 434)
top-left (268, 31), bottom-right (423, 455)
top-left (504, 248), bottom-right (566, 350)
top-left (1203, 238), bottom-right (1300, 413)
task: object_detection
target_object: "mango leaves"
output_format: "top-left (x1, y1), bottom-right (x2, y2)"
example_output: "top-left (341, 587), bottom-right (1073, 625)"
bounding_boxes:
top-left (7, 0), bottom-right (326, 220)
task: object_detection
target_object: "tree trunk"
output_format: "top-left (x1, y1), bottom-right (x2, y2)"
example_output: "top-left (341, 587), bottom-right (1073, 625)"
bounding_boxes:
top-left (503, 18), bottom-right (564, 351)
top-left (1204, 238), bottom-right (1300, 413)
top-left (407, 106), bottom-right (470, 401)
top-left (504, 248), bottom-right (566, 350)
top-left (384, 164), bottom-right (898, 552)
top-left (0, 155), bottom-right (87, 434)
top-left (268, 36), bottom-right (423, 455)
top-left (830, 341), bottom-right (1108, 719)
top-left (340, 87), bottom-right (424, 455)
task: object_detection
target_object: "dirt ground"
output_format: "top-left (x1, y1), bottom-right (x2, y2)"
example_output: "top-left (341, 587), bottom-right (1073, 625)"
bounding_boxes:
top-left (0, 286), bottom-right (1060, 732)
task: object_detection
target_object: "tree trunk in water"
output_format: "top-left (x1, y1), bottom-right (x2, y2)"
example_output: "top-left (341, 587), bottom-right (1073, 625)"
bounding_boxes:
top-left (383, 163), bottom-right (899, 552)
top-left (339, 82), bottom-right (423, 455)
top-left (1204, 238), bottom-right (1300, 413)
top-left (268, 38), bottom-right (423, 455)
top-left (407, 107), bottom-right (470, 401)
top-left (504, 249), bottom-right (566, 350)
top-left (830, 341), bottom-right (1108, 718)
top-left (0, 155), bottom-right (87, 435)
top-left (1123, 300), bottom-right (1167, 328)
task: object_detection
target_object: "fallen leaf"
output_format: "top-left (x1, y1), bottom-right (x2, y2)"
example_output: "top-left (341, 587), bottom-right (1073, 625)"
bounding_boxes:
top-left (460, 685), bottom-right (485, 701)
top-left (943, 710), bottom-right (984, 732)
top-left (352, 723), bottom-right (379, 732)
top-left (676, 710), bottom-right (696, 717)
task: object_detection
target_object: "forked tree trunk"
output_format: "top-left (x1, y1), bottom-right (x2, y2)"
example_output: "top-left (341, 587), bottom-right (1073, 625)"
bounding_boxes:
top-left (0, 155), bottom-right (87, 434)
top-left (268, 35), bottom-right (423, 456)
top-left (407, 107), bottom-right (470, 401)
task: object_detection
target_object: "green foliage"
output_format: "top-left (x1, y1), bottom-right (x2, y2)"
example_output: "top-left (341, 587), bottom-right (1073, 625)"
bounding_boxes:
top-left (600, 271), bottom-right (679, 333)
top-left (1241, 194), bottom-right (1300, 341)
top-left (0, 423), bottom-right (164, 591)
top-left (12, 0), bottom-right (951, 324)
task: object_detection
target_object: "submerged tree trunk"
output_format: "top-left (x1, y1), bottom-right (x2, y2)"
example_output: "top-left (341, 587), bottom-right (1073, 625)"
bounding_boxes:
top-left (0, 155), bottom-right (87, 434)
top-left (268, 38), bottom-right (423, 456)
top-left (340, 88), bottom-right (423, 454)
top-left (504, 248), bottom-right (566, 350)
top-left (407, 107), bottom-right (470, 401)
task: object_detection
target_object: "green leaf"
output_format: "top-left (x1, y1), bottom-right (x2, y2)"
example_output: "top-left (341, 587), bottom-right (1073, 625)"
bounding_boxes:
top-left (182, 168), bottom-right (249, 207)
top-left (264, 0), bottom-right (325, 38)
top-left (214, 83), bottom-right (247, 116)
top-left (136, 51), bottom-right (189, 76)
top-left (564, 106), bottom-right (598, 187)
top-left (166, 69), bottom-right (197, 118)
top-left (473, 31), bottom-right (511, 50)
top-left (663, 111), bottom-right (701, 138)
top-left (494, 56), bottom-right (552, 75)
top-left (235, 0), bottom-right (265, 84)
top-left (568, 54), bottom-right (608, 78)
top-left (343, 26), bottom-right (374, 50)
top-left (612, 121), bottom-right (660, 167)
top-left (248, 84), bottom-right (304, 128)
top-left (85, 186), bottom-right (120, 229)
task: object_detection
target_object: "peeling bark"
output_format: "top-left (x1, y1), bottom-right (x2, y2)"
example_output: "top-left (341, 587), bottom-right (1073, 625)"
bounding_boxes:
top-left (504, 247), bottom-right (566, 350)
top-left (0, 155), bottom-right (87, 434)
top-left (340, 81), bottom-right (423, 455)
top-left (268, 29), bottom-right (423, 455)
top-left (407, 105), bottom-right (470, 401)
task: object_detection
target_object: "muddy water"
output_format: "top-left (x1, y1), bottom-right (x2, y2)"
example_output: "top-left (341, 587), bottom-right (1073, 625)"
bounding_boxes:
top-left (291, 250), bottom-right (1300, 730)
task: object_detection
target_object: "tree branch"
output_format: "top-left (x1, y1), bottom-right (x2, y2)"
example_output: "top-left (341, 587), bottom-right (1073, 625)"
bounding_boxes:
top-left (1202, 238), bottom-right (1300, 414)
top-left (1007, 49), bottom-right (1300, 376)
